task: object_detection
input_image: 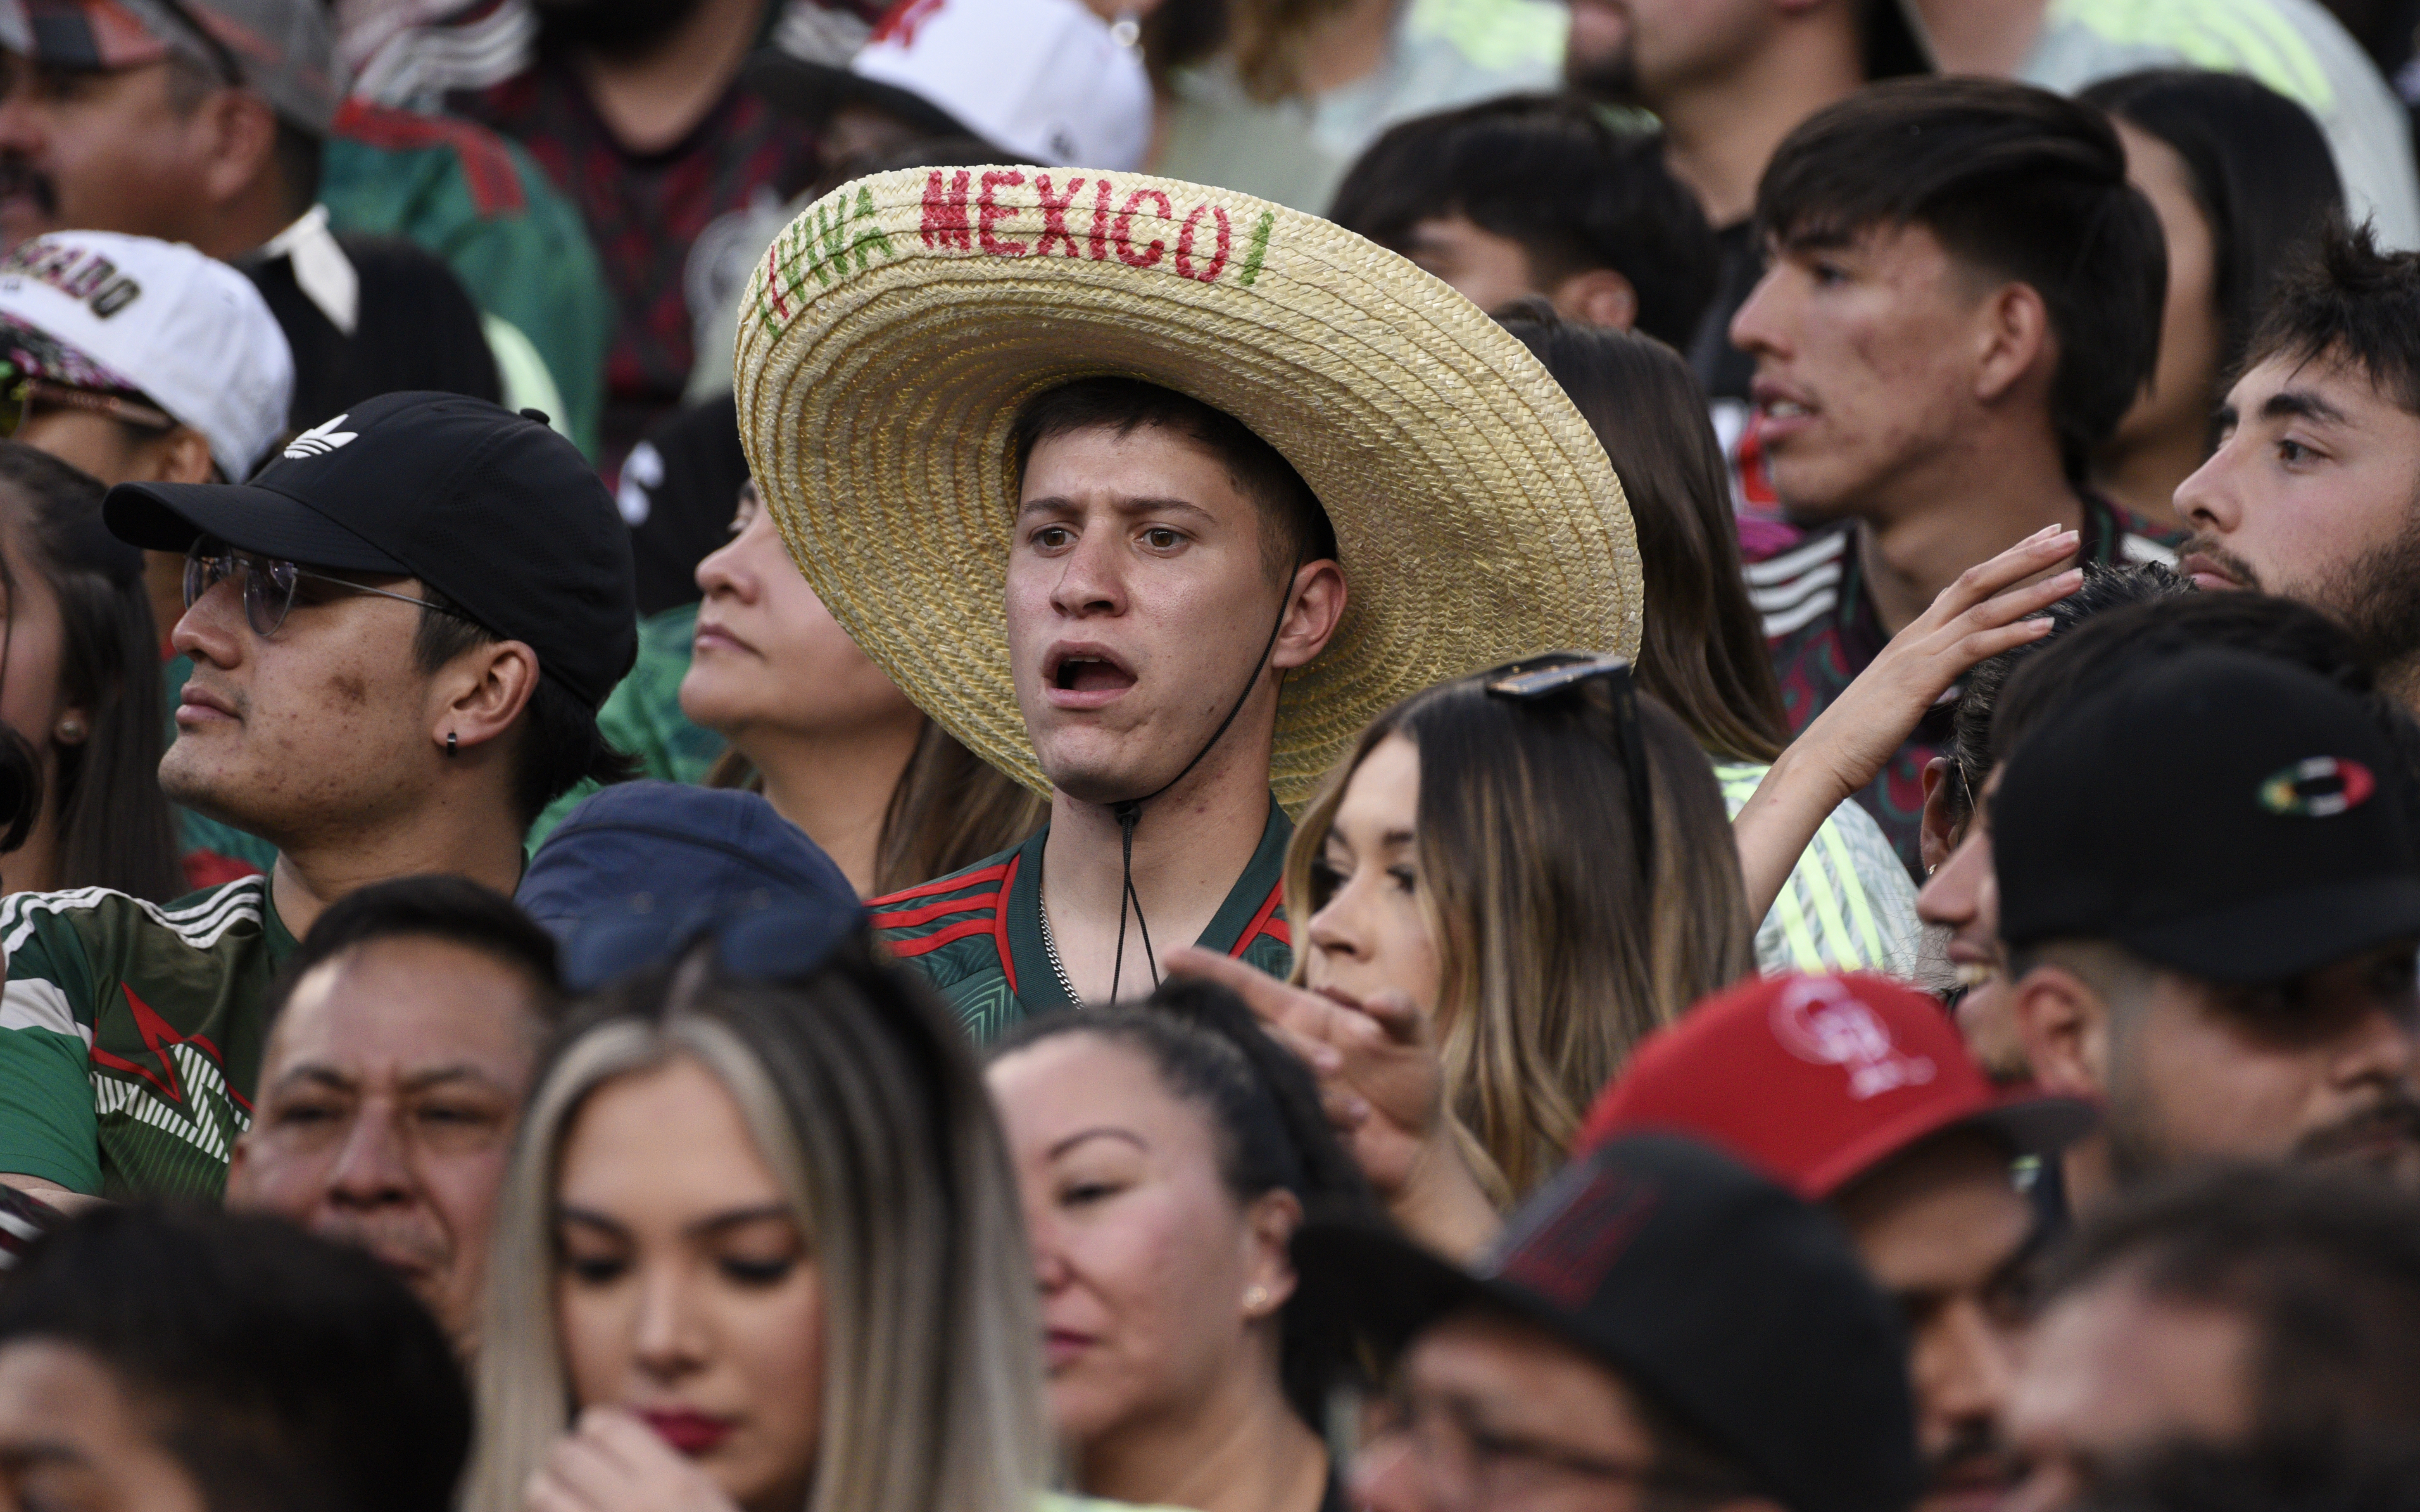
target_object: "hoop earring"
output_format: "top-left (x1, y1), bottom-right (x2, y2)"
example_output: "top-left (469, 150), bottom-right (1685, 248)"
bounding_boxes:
top-left (445, 731), bottom-right (459, 758)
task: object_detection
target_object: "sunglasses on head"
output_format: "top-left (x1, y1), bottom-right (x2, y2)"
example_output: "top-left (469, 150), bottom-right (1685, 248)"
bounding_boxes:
top-left (1482, 651), bottom-right (1657, 878)
top-left (183, 538), bottom-right (473, 639)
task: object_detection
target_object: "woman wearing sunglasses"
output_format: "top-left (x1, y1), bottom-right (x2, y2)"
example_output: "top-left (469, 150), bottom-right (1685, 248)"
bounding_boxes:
top-left (464, 916), bottom-right (1051, 1512)
top-left (0, 443), bottom-right (181, 899)
top-left (1179, 655), bottom-right (1757, 1257)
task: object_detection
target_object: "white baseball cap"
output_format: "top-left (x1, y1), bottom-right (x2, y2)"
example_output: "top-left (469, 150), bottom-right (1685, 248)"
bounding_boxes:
top-left (751, 0), bottom-right (1153, 171)
top-left (0, 231), bottom-right (294, 480)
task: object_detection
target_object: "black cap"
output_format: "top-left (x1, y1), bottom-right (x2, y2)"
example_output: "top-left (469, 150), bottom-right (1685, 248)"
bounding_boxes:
top-left (1294, 1135), bottom-right (1918, 1512)
top-left (1995, 648), bottom-right (2420, 982)
top-left (103, 392), bottom-right (636, 710)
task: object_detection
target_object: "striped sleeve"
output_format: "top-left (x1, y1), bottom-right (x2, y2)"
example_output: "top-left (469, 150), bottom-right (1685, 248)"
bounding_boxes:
top-left (1718, 763), bottom-right (1921, 979)
top-left (0, 890), bottom-right (108, 1193)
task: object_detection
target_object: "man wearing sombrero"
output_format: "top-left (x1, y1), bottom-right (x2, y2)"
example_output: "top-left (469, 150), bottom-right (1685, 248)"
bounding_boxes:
top-left (737, 164), bottom-right (1642, 1039)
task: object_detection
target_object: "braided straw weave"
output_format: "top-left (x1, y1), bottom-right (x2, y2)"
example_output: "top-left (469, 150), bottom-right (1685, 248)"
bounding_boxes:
top-left (735, 166), bottom-right (1642, 813)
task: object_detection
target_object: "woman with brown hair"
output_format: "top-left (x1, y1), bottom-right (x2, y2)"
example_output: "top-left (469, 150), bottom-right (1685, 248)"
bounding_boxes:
top-left (682, 481), bottom-right (1045, 897)
top-left (1497, 307), bottom-right (1916, 975)
top-left (1177, 654), bottom-right (1757, 1256)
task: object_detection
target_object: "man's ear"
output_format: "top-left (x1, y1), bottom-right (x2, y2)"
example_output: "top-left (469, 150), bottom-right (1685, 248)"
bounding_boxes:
top-left (1272, 559), bottom-right (1347, 671)
top-left (2012, 964), bottom-right (2111, 1099)
top-left (194, 90), bottom-right (281, 212)
top-left (1973, 280), bottom-right (2054, 407)
top-left (1550, 267), bottom-right (1639, 331)
top-left (430, 637), bottom-right (540, 761)
top-left (1919, 756), bottom-right (1961, 874)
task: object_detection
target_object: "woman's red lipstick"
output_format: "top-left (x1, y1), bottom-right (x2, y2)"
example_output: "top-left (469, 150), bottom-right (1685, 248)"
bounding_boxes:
top-left (639, 1410), bottom-right (735, 1455)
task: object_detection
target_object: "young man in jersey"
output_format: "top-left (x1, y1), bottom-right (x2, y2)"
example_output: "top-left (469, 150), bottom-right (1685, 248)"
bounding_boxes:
top-left (1582, 973), bottom-right (2094, 1512)
top-left (2176, 223), bottom-right (2420, 719)
top-left (1731, 77), bottom-right (2174, 874)
top-left (872, 379), bottom-right (1344, 1034)
top-left (745, 169), bottom-right (1640, 1044)
top-left (0, 391), bottom-right (634, 1204)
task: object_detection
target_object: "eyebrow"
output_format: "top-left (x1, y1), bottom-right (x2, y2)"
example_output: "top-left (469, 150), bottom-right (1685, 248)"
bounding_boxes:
top-left (2260, 388), bottom-right (2349, 426)
top-left (1016, 494), bottom-right (1220, 525)
top-left (270, 1063), bottom-right (515, 1098)
top-left (1047, 1127), bottom-right (1149, 1160)
top-left (554, 1203), bottom-right (798, 1241)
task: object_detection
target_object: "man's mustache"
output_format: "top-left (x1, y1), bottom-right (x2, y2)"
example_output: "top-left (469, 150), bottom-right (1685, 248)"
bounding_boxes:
top-left (2295, 1097), bottom-right (2420, 1164)
top-left (0, 159), bottom-right (56, 216)
top-left (1924, 1422), bottom-right (2021, 1498)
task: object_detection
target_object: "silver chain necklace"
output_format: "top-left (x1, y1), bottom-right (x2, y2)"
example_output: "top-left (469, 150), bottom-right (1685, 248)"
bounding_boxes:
top-left (1037, 893), bottom-right (1082, 1007)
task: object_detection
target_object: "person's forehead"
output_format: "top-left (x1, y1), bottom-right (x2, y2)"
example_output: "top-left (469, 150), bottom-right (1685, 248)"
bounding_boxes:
top-left (1831, 1130), bottom-right (2032, 1278)
top-left (1407, 1305), bottom-right (1651, 1437)
top-left (2018, 1279), bottom-right (2252, 1445)
top-left (0, 1338), bottom-right (139, 1448)
top-left (266, 938), bottom-right (542, 1082)
top-left (988, 1033), bottom-right (1219, 1160)
top-left (2228, 349), bottom-right (2420, 430)
top-left (1018, 422), bottom-right (1253, 511)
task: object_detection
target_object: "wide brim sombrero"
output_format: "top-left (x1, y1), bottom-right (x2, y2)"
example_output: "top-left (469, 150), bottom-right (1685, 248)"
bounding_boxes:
top-left (734, 166), bottom-right (1640, 813)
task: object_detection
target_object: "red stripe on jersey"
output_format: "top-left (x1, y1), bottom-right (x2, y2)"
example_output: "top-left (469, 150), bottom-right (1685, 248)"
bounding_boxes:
top-left (873, 891), bottom-right (1000, 930)
top-left (1233, 882), bottom-right (1288, 955)
top-left (994, 853), bottom-right (1023, 995)
top-left (332, 99), bottom-right (527, 217)
top-left (870, 862), bottom-right (1012, 911)
top-left (882, 915), bottom-right (998, 958)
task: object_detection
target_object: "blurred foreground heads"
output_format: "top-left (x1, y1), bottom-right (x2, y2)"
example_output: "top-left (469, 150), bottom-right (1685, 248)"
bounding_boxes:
top-left (1300, 1134), bottom-right (1919, 1512)
top-left (0, 1201), bottom-right (469, 1512)
top-left (1997, 650), bottom-right (2420, 1209)
top-left (226, 876), bottom-right (564, 1354)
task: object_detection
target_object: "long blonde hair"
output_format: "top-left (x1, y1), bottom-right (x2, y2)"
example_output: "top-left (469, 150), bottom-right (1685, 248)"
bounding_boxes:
top-left (1285, 675), bottom-right (1755, 1205)
top-left (464, 936), bottom-right (1049, 1512)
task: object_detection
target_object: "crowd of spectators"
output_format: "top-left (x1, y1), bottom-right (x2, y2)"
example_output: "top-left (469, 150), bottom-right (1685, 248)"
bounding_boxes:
top-left (0, 2), bottom-right (2418, 1512)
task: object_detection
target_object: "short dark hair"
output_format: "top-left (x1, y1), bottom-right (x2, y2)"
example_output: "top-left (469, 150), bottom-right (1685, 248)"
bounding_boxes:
top-left (261, 874), bottom-right (564, 1033)
top-left (2040, 1165), bottom-right (2420, 1462)
top-left (0, 1202), bottom-right (471, 1512)
top-left (1756, 77), bottom-right (2167, 478)
top-left (2079, 70), bottom-right (2343, 405)
top-left (1495, 307), bottom-right (1787, 763)
top-left (413, 594), bottom-right (641, 827)
top-left (1328, 95), bottom-right (1718, 347)
top-left (1010, 377), bottom-right (1338, 583)
top-left (2240, 219), bottom-right (2420, 415)
top-left (1943, 562), bottom-right (2190, 827)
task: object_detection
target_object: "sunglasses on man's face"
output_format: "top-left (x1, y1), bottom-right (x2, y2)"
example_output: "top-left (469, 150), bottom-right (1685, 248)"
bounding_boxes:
top-left (183, 540), bottom-right (466, 639)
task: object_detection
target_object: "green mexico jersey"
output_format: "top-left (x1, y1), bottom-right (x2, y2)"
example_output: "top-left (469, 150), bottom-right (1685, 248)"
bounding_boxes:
top-left (874, 801), bottom-right (1296, 1044)
top-left (0, 876), bottom-right (296, 1198)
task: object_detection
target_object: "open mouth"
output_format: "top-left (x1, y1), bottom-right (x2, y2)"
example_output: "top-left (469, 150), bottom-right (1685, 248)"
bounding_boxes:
top-left (1047, 648), bottom-right (1138, 695)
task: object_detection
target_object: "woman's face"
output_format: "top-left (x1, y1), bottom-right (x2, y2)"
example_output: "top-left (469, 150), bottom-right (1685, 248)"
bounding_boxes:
top-left (1301, 734), bottom-right (1442, 1016)
top-left (987, 1033), bottom-right (1297, 1445)
top-left (679, 483), bottom-right (920, 746)
top-left (0, 520), bottom-right (79, 773)
top-left (2111, 119), bottom-right (2223, 454)
top-left (554, 1056), bottom-right (824, 1512)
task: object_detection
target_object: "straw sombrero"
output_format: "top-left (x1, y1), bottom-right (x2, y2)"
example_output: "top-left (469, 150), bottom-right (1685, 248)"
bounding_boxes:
top-left (735, 166), bottom-right (1641, 813)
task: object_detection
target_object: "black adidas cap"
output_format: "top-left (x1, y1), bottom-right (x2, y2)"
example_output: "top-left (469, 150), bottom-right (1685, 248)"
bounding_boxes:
top-left (1295, 1135), bottom-right (1919, 1512)
top-left (103, 392), bottom-right (636, 710)
top-left (1995, 648), bottom-right (2420, 983)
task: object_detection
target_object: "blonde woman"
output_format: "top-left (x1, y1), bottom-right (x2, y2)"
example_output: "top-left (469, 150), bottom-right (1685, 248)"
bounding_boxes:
top-left (1177, 657), bottom-right (1756, 1257)
top-left (465, 920), bottom-right (1049, 1512)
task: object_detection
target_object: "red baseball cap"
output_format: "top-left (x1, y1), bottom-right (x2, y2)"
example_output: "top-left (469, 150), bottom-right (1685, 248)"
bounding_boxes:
top-left (1576, 973), bottom-right (2096, 1200)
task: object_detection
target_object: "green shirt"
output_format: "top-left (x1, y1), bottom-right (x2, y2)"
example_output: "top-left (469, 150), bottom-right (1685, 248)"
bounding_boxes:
top-left (874, 801), bottom-right (1296, 1043)
top-left (0, 876), bottom-right (297, 1198)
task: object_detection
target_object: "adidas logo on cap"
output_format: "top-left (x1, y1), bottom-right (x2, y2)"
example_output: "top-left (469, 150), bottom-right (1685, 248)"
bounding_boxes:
top-left (283, 415), bottom-right (358, 460)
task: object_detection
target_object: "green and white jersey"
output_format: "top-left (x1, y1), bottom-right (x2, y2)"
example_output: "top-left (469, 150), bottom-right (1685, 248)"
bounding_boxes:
top-left (1715, 761), bottom-right (1921, 979)
top-left (0, 876), bottom-right (296, 1199)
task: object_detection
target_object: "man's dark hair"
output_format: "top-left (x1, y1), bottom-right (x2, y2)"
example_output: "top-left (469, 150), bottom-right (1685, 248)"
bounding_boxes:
top-left (2040, 1165), bottom-right (2420, 1465)
top-left (1943, 563), bottom-right (2190, 826)
top-left (0, 1202), bottom-right (471, 1512)
top-left (2080, 70), bottom-right (2342, 410)
top-left (1756, 76), bottom-right (2167, 478)
top-left (260, 874), bottom-right (564, 1033)
top-left (414, 597), bottom-right (641, 827)
top-left (2241, 220), bottom-right (2420, 415)
top-left (1328, 95), bottom-right (1718, 347)
top-left (1010, 377), bottom-right (1338, 582)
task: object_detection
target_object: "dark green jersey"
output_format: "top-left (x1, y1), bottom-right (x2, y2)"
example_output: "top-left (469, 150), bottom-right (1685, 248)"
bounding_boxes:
top-left (874, 801), bottom-right (1296, 1043)
top-left (0, 877), bottom-right (297, 1198)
